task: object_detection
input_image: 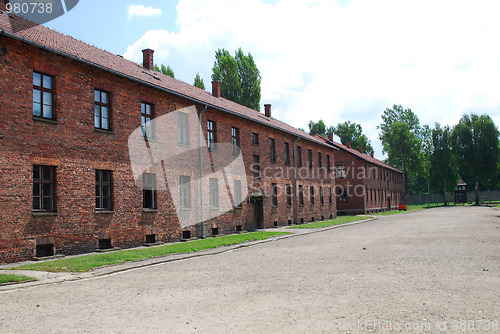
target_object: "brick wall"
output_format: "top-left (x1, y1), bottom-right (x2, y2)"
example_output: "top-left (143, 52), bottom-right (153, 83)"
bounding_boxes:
top-left (0, 35), bottom-right (336, 263)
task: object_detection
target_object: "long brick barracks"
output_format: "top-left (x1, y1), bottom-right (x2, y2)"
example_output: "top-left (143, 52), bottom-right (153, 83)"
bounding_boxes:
top-left (0, 4), bottom-right (403, 263)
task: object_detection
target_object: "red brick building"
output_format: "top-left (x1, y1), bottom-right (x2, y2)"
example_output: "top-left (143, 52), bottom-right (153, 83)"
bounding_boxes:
top-left (0, 10), bottom-right (336, 263)
top-left (314, 135), bottom-right (404, 215)
top-left (331, 140), bottom-right (404, 215)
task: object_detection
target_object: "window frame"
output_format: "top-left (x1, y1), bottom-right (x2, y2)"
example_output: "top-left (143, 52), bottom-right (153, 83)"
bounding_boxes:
top-left (95, 170), bottom-right (112, 211)
top-left (284, 142), bottom-right (290, 165)
top-left (299, 185), bottom-right (304, 206)
top-left (143, 172), bottom-right (157, 210)
top-left (207, 120), bottom-right (217, 151)
top-left (209, 177), bottom-right (219, 208)
top-left (32, 165), bottom-right (56, 212)
top-left (308, 149), bottom-right (313, 170)
top-left (233, 180), bottom-right (242, 208)
top-left (141, 101), bottom-right (155, 139)
top-left (271, 183), bottom-right (278, 207)
top-left (269, 138), bottom-right (276, 163)
top-left (33, 71), bottom-right (55, 120)
top-left (178, 112), bottom-right (190, 145)
top-left (179, 175), bottom-right (191, 209)
top-left (252, 155), bottom-right (260, 180)
top-left (94, 89), bottom-right (111, 131)
top-left (320, 186), bottom-right (324, 205)
top-left (252, 132), bottom-right (259, 146)
top-left (286, 184), bottom-right (292, 206)
top-left (337, 164), bottom-right (347, 178)
top-left (297, 146), bottom-right (302, 167)
top-left (231, 127), bottom-right (240, 155)
top-left (318, 152), bottom-right (322, 168)
top-left (310, 185), bottom-right (315, 205)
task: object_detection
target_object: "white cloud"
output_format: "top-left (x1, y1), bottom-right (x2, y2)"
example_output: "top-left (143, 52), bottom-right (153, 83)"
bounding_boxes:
top-left (124, 0), bottom-right (500, 158)
top-left (127, 4), bottom-right (162, 20)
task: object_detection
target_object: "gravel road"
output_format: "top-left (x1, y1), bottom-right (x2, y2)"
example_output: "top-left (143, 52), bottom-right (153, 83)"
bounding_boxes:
top-left (0, 206), bottom-right (499, 333)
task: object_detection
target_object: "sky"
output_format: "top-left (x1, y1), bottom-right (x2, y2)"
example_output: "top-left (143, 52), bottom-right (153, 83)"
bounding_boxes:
top-left (44, 0), bottom-right (500, 159)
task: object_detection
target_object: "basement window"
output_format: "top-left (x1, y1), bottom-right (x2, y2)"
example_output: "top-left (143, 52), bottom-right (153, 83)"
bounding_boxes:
top-left (182, 230), bottom-right (191, 239)
top-left (235, 225), bottom-right (242, 232)
top-left (287, 219), bottom-right (292, 226)
top-left (35, 243), bottom-right (54, 258)
top-left (145, 234), bottom-right (156, 244)
top-left (98, 238), bottom-right (112, 250)
top-left (211, 227), bottom-right (219, 236)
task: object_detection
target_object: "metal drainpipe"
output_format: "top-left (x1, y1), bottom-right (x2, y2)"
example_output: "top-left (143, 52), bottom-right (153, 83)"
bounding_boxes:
top-left (199, 104), bottom-right (208, 239)
top-left (293, 136), bottom-right (300, 224)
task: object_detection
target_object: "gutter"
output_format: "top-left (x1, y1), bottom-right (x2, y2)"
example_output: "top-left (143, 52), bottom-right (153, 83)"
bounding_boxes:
top-left (0, 29), bottom-right (333, 150)
top-left (198, 104), bottom-right (208, 239)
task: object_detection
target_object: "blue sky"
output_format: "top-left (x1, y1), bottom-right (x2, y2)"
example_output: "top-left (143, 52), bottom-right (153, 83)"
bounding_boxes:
top-left (44, 0), bottom-right (500, 158)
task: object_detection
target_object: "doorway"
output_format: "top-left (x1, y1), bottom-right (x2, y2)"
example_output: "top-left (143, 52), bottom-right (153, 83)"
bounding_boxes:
top-left (253, 198), bottom-right (264, 229)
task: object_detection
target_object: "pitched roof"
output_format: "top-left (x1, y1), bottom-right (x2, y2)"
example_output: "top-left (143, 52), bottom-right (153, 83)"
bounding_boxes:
top-left (311, 135), bottom-right (402, 173)
top-left (0, 11), bottom-right (330, 148)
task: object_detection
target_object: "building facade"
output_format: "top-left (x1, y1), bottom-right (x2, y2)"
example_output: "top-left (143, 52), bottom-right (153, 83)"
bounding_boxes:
top-left (327, 138), bottom-right (404, 215)
top-left (0, 9), bottom-right (336, 263)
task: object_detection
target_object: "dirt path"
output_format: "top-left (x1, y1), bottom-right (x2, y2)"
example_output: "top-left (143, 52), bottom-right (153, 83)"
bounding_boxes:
top-left (0, 206), bottom-right (498, 333)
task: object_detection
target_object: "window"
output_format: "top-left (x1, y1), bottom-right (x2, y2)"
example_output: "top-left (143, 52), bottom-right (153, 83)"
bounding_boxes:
top-left (141, 102), bottom-right (154, 139)
top-left (284, 142), bottom-right (290, 165)
top-left (310, 186), bottom-right (315, 205)
top-left (95, 170), bottom-right (112, 210)
top-left (327, 154), bottom-right (331, 172)
top-left (33, 165), bottom-right (55, 212)
top-left (94, 90), bottom-right (110, 130)
top-left (178, 112), bottom-right (189, 145)
top-left (320, 186), bottom-right (324, 205)
top-left (308, 149), bottom-right (313, 169)
top-left (252, 132), bottom-right (259, 146)
top-left (286, 184), bottom-right (292, 206)
top-left (33, 72), bottom-right (54, 119)
top-left (269, 138), bottom-right (276, 162)
top-left (337, 164), bottom-right (346, 178)
top-left (318, 152), bottom-right (322, 168)
top-left (232, 127), bottom-right (240, 154)
top-left (179, 175), bottom-right (191, 208)
top-left (329, 187), bottom-right (333, 204)
top-left (209, 178), bottom-right (219, 207)
top-left (297, 146), bottom-right (302, 167)
top-left (271, 183), bottom-right (278, 207)
top-left (143, 173), bottom-right (156, 209)
top-left (233, 180), bottom-right (242, 208)
top-left (252, 155), bottom-right (260, 180)
top-left (207, 120), bottom-right (216, 150)
top-left (299, 185), bottom-right (304, 206)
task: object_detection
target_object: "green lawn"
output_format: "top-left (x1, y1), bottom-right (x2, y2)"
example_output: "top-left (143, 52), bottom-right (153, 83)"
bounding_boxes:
top-left (287, 216), bottom-right (368, 229)
top-left (0, 274), bottom-right (36, 284)
top-left (12, 231), bottom-right (289, 273)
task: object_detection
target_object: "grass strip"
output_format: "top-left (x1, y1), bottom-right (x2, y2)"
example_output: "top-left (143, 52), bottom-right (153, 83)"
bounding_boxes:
top-left (12, 231), bottom-right (289, 273)
top-left (0, 274), bottom-right (37, 284)
top-left (287, 216), bottom-right (368, 229)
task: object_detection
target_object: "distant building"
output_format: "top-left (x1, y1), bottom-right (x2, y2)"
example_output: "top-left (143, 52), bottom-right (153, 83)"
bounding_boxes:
top-left (314, 135), bottom-right (404, 215)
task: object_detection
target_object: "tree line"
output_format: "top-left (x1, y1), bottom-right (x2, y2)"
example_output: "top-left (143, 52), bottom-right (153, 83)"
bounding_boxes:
top-left (307, 106), bottom-right (500, 205)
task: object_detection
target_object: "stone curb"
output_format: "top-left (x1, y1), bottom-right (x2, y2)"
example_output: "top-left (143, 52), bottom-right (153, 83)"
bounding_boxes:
top-left (0, 217), bottom-right (377, 292)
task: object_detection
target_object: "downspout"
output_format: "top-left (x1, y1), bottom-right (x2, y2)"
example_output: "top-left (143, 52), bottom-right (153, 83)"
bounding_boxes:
top-left (293, 136), bottom-right (300, 224)
top-left (199, 104), bottom-right (208, 239)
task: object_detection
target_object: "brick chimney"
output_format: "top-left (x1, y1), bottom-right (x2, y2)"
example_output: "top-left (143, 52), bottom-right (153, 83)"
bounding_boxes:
top-left (212, 81), bottom-right (221, 98)
top-left (347, 142), bottom-right (351, 149)
top-left (370, 151), bottom-right (374, 158)
top-left (264, 104), bottom-right (271, 117)
top-left (328, 133), bottom-right (333, 141)
top-left (142, 49), bottom-right (154, 70)
top-left (358, 146), bottom-right (363, 153)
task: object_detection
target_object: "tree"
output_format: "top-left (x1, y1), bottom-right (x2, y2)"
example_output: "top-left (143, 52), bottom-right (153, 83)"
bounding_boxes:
top-left (153, 64), bottom-right (161, 72)
top-left (451, 114), bottom-right (500, 205)
top-left (212, 48), bottom-right (261, 110)
top-left (193, 73), bottom-right (205, 90)
top-left (428, 124), bottom-right (456, 205)
top-left (307, 120), bottom-right (329, 138)
top-left (332, 120), bottom-right (373, 153)
top-left (161, 64), bottom-right (175, 78)
top-left (379, 105), bottom-right (422, 197)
